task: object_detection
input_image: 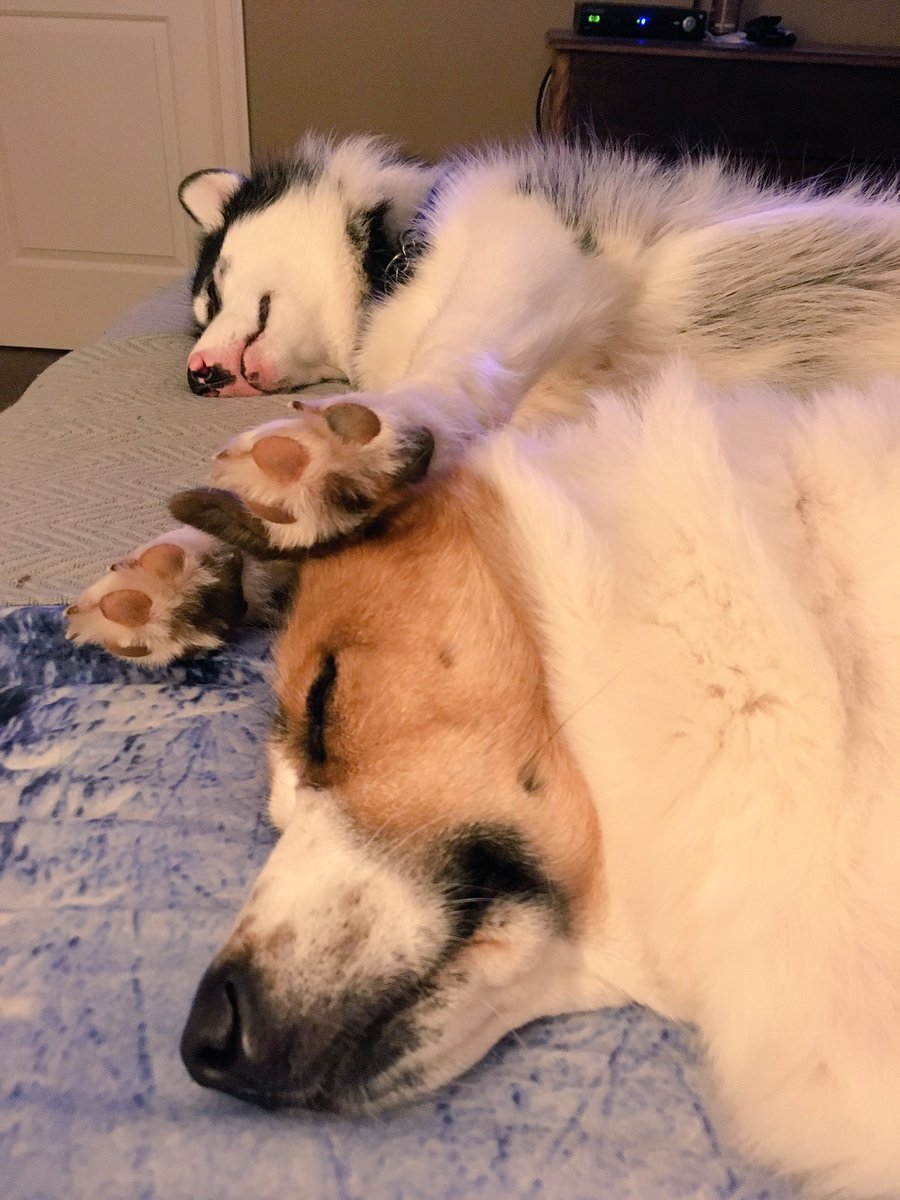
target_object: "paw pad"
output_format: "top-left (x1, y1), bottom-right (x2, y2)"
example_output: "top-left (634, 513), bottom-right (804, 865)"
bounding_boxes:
top-left (250, 436), bottom-right (310, 483)
top-left (99, 588), bottom-right (152, 627)
top-left (322, 402), bottom-right (382, 445)
top-left (106, 642), bottom-right (150, 658)
top-left (65, 530), bottom-right (231, 666)
top-left (139, 542), bottom-right (186, 579)
top-left (192, 398), bottom-right (432, 556)
top-left (244, 499), bottom-right (295, 524)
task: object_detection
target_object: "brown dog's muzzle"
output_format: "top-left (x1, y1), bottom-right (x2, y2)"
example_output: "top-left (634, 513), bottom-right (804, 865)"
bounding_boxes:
top-left (180, 954), bottom-right (423, 1110)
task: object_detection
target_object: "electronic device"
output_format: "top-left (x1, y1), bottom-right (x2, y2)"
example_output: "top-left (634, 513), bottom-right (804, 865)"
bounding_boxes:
top-left (574, 4), bottom-right (707, 40)
top-left (744, 14), bottom-right (796, 46)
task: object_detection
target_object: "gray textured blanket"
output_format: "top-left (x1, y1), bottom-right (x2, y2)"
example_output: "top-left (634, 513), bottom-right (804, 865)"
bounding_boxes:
top-left (0, 333), bottom-right (344, 606)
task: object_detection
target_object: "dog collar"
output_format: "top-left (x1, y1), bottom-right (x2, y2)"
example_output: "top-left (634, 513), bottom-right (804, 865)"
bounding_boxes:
top-left (383, 228), bottom-right (429, 290)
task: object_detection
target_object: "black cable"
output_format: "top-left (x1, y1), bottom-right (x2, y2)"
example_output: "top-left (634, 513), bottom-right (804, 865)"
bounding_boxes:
top-left (535, 66), bottom-right (553, 136)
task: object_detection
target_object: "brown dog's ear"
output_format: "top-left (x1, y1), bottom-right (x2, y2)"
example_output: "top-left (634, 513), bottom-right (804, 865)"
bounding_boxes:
top-left (169, 488), bottom-right (295, 560)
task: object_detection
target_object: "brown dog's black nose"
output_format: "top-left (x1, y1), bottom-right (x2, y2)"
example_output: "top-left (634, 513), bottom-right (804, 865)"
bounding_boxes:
top-left (181, 955), bottom-right (421, 1110)
top-left (180, 961), bottom-right (279, 1104)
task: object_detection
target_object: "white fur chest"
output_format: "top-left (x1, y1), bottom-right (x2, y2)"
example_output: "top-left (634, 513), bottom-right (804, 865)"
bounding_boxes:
top-left (482, 366), bottom-right (900, 1013)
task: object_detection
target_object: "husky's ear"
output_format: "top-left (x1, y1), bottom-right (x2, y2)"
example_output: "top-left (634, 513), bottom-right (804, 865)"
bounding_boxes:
top-left (179, 169), bottom-right (245, 232)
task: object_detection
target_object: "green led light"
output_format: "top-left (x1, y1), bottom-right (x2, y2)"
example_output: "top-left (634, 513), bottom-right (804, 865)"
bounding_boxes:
top-left (587, 12), bottom-right (601, 20)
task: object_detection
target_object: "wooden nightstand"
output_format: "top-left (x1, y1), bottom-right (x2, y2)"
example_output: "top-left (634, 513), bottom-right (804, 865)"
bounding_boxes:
top-left (545, 31), bottom-right (900, 181)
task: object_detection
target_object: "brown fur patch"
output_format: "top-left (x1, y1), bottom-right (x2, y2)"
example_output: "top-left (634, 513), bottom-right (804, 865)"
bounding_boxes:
top-left (272, 470), bottom-right (604, 927)
top-left (261, 922), bottom-right (297, 958)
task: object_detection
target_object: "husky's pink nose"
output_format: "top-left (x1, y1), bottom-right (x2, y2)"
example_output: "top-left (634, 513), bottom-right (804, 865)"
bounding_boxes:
top-left (241, 345), bottom-right (279, 393)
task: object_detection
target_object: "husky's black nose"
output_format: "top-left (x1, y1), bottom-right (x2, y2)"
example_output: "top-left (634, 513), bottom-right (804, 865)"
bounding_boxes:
top-left (186, 361), bottom-right (236, 396)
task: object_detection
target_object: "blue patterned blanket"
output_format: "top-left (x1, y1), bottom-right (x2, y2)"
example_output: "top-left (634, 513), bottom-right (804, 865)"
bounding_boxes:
top-left (1, 605), bottom-right (798, 1200)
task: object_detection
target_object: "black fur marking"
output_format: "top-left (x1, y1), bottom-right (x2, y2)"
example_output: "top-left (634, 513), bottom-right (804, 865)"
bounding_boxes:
top-left (346, 211), bottom-right (369, 255)
top-left (323, 473), bottom-right (377, 517)
top-left (305, 653), bottom-right (337, 766)
top-left (266, 563), bottom-right (301, 615)
top-left (257, 292), bottom-right (271, 329)
top-left (206, 278), bottom-right (223, 320)
top-left (167, 547), bottom-right (247, 646)
top-left (514, 166), bottom-right (582, 233)
top-left (439, 825), bottom-right (568, 942)
top-left (239, 292), bottom-right (273, 382)
top-left (519, 762), bottom-right (542, 795)
top-left (351, 201), bottom-right (397, 300)
top-left (222, 158), bottom-right (322, 225)
top-left (392, 428), bottom-right (435, 487)
top-left (191, 226), bottom-right (226, 311)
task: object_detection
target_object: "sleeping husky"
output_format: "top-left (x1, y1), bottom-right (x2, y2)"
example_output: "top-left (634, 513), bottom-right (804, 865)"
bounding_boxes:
top-left (178, 133), bottom-right (900, 464)
top-left (66, 364), bottom-right (900, 1197)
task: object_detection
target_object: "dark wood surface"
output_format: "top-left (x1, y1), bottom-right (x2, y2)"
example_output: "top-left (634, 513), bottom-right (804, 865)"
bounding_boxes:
top-left (547, 32), bottom-right (900, 68)
top-left (0, 348), bottom-right (66, 413)
top-left (545, 31), bottom-right (900, 181)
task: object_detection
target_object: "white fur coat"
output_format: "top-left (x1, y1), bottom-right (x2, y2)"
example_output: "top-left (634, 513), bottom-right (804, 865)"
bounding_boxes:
top-left (480, 364), bottom-right (900, 1197)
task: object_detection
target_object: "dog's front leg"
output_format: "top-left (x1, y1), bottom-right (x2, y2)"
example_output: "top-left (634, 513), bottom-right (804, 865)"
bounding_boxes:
top-left (65, 398), bottom-right (431, 661)
top-left (172, 399), bottom-right (434, 555)
top-left (64, 528), bottom-right (292, 665)
top-left (356, 182), bottom-right (630, 462)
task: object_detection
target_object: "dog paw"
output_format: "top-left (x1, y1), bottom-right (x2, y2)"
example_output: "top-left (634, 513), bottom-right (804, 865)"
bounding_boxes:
top-left (176, 400), bottom-right (434, 555)
top-left (64, 528), bottom-right (247, 665)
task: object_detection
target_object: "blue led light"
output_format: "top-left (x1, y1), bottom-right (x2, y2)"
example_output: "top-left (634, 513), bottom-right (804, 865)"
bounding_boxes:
top-left (637, 15), bottom-right (649, 24)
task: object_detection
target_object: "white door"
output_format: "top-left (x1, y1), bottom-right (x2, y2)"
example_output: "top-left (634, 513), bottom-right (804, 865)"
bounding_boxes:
top-left (0, 0), bottom-right (249, 348)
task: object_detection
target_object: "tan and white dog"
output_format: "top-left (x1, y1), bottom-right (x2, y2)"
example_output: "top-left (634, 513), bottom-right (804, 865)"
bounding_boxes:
top-left (67, 363), bottom-right (900, 1197)
top-left (66, 128), bottom-right (900, 1198)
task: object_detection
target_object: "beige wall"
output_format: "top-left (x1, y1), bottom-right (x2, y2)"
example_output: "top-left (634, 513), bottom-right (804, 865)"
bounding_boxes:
top-left (243, 1), bottom-right (900, 161)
